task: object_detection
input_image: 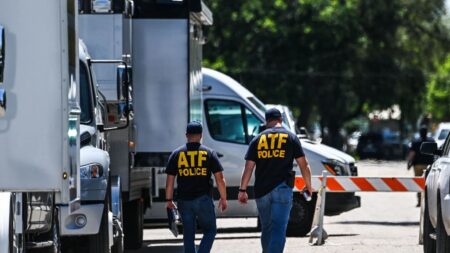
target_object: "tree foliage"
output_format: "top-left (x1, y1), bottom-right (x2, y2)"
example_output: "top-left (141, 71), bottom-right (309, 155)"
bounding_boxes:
top-left (427, 55), bottom-right (450, 121)
top-left (203, 0), bottom-right (450, 147)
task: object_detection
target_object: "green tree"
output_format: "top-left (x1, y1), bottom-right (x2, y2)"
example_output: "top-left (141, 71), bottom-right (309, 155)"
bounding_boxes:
top-left (427, 55), bottom-right (450, 121)
top-left (203, 0), bottom-right (450, 148)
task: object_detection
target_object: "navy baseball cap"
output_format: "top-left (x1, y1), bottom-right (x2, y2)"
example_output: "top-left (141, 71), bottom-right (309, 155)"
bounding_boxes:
top-left (186, 121), bottom-right (203, 134)
top-left (265, 108), bottom-right (282, 121)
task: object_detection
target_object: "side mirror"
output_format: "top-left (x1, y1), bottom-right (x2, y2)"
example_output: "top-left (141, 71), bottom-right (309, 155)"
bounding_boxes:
top-left (116, 64), bottom-right (129, 101)
top-left (0, 25), bottom-right (5, 83)
top-left (420, 142), bottom-right (441, 156)
top-left (116, 64), bottom-right (132, 115)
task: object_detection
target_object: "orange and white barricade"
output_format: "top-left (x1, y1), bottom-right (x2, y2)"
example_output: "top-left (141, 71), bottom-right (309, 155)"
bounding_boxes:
top-left (294, 171), bottom-right (425, 245)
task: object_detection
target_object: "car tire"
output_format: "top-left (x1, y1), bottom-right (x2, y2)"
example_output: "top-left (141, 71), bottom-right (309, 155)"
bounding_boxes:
top-left (286, 193), bottom-right (316, 237)
top-left (123, 199), bottom-right (143, 249)
top-left (437, 194), bottom-right (450, 253)
top-left (423, 189), bottom-right (436, 253)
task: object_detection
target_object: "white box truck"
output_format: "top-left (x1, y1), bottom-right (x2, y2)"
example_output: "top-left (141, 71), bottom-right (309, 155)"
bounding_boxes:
top-left (0, 1), bottom-right (129, 252)
top-left (0, 1), bottom-right (82, 251)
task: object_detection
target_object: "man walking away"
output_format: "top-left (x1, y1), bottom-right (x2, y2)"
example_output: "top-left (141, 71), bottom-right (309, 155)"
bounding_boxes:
top-left (407, 126), bottom-right (436, 207)
top-left (238, 108), bottom-right (313, 253)
top-left (165, 122), bottom-right (227, 253)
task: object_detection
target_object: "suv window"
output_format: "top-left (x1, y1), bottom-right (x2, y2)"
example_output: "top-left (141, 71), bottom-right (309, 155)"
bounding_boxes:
top-left (205, 100), bottom-right (263, 144)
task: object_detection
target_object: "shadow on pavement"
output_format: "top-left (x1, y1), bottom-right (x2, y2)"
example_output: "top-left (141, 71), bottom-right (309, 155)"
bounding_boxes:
top-left (125, 233), bottom-right (262, 252)
top-left (328, 233), bottom-right (360, 237)
top-left (332, 221), bottom-right (419, 226)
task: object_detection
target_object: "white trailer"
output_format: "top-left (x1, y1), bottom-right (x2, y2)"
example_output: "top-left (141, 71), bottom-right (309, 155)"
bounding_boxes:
top-left (0, 1), bottom-right (81, 251)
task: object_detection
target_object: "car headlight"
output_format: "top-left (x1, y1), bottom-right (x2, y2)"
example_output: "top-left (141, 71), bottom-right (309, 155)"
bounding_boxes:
top-left (322, 159), bottom-right (348, 176)
top-left (80, 164), bottom-right (104, 179)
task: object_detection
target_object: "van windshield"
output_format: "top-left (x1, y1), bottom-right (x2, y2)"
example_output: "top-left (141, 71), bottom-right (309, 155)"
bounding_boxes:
top-left (438, 129), bottom-right (450, 140)
top-left (80, 62), bottom-right (93, 124)
top-left (247, 96), bottom-right (266, 113)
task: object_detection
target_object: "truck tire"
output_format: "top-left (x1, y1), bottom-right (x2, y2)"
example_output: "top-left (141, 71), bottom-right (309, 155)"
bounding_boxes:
top-left (437, 196), bottom-right (450, 253)
top-left (423, 190), bottom-right (436, 253)
top-left (111, 217), bottom-right (124, 253)
top-left (88, 204), bottom-right (110, 253)
top-left (50, 209), bottom-right (61, 253)
top-left (286, 193), bottom-right (316, 237)
top-left (5, 193), bottom-right (23, 253)
top-left (123, 199), bottom-right (143, 249)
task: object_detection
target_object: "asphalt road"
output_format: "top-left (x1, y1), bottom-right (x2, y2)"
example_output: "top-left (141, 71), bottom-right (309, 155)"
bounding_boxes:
top-left (127, 160), bottom-right (423, 253)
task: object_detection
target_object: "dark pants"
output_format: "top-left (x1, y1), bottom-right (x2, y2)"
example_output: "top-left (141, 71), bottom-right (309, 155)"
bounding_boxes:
top-left (414, 164), bottom-right (427, 205)
top-left (178, 195), bottom-right (217, 253)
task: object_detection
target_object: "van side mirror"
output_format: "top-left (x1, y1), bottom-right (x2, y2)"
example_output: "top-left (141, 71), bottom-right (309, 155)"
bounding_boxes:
top-left (420, 142), bottom-right (441, 156)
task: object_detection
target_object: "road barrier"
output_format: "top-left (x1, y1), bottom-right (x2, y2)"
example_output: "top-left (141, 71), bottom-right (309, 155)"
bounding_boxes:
top-left (294, 171), bottom-right (425, 245)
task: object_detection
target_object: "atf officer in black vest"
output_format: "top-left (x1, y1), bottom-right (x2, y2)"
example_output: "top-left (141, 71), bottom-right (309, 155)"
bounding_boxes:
top-left (165, 122), bottom-right (227, 253)
top-left (238, 108), bottom-right (313, 253)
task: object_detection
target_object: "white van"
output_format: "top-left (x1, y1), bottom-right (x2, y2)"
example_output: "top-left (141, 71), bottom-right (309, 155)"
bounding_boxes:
top-left (145, 68), bottom-right (360, 236)
top-left (201, 68), bottom-right (360, 235)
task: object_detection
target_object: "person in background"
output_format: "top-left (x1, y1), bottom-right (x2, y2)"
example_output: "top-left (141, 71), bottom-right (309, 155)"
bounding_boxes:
top-left (165, 121), bottom-right (227, 253)
top-left (407, 126), bottom-right (436, 207)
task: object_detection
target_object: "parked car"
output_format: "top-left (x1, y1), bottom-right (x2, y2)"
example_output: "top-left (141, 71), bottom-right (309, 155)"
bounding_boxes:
top-left (421, 138), bottom-right (450, 253)
top-left (357, 130), bottom-right (408, 160)
top-left (434, 122), bottom-right (450, 149)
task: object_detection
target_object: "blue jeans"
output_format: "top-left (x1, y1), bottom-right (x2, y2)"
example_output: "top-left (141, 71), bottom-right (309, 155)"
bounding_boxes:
top-left (178, 195), bottom-right (217, 253)
top-left (256, 183), bottom-right (293, 253)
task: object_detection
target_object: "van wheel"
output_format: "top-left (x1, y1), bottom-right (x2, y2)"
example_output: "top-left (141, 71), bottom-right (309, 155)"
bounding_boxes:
top-left (123, 200), bottom-right (143, 249)
top-left (423, 189), bottom-right (436, 253)
top-left (286, 193), bottom-right (316, 237)
top-left (88, 203), bottom-right (110, 253)
top-left (437, 194), bottom-right (450, 253)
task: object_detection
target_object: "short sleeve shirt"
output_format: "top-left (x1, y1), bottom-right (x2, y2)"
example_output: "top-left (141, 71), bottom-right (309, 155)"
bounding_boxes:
top-left (165, 142), bottom-right (223, 200)
top-left (245, 127), bottom-right (304, 198)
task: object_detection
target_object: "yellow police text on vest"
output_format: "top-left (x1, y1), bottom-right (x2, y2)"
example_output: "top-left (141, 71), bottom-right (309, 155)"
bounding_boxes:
top-left (177, 150), bottom-right (208, 176)
top-left (257, 133), bottom-right (288, 159)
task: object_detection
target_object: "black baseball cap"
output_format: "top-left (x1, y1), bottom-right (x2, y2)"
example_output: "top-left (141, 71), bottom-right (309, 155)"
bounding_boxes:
top-left (186, 121), bottom-right (203, 134)
top-left (265, 108), bottom-right (282, 121)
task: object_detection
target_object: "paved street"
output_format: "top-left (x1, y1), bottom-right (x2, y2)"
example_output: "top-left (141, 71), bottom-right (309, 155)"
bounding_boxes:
top-left (127, 160), bottom-right (423, 253)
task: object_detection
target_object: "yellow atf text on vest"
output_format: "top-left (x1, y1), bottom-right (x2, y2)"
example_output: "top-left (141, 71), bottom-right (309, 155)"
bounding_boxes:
top-left (257, 133), bottom-right (288, 159)
top-left (177, 150), bottom-right (208, 176)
